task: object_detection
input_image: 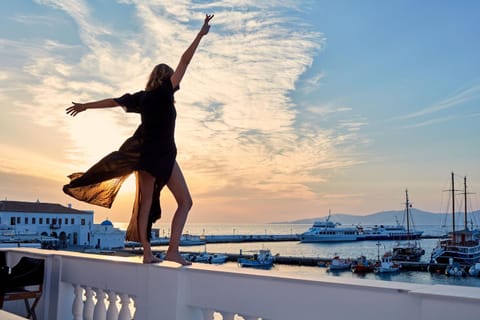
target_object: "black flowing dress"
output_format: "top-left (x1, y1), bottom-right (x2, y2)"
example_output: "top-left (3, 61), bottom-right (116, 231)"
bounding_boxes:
top-left (63, 80), bottom-right (178, 242)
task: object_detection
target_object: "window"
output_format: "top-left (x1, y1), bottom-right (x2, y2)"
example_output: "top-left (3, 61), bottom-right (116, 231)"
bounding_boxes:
top-left (25, 217), bottom-right (29, 224)
top-left (81, 219), bottom-right (86, 226)
top-left (52, 218), bottom-right (57, 225)
top-left (39, 218), bottom-right (43, 224)
top-left (65, 218), bottom-right (68, 225)
top-left (46, 218), bottom-right (50, 224)
top-left (11, 217), bottom-right (16, 225)
top-left (17, 217), bottom-right (20, 224)
top-left (71, 218), bottom-right (74, 224)
top-left (32, 217), bottom-right (36, 224)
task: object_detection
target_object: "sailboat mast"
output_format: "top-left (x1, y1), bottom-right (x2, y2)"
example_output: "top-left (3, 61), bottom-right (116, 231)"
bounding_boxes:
top-left (464, 176), bottom-right (468, 230)
top-left (451, 172), bottom-right (456, 236)
top-left (405, 189), bottom-right (410, 240)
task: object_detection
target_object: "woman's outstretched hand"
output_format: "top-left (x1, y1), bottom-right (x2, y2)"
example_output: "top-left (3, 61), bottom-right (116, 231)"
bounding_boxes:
top-left (199, 14), bottom-right (214, 36)
top-left (66, 102), bottom-right (87, 117)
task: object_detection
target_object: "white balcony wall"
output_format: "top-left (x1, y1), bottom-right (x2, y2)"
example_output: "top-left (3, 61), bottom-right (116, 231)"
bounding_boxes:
top-left (2, 248), bottom-right (480, 320)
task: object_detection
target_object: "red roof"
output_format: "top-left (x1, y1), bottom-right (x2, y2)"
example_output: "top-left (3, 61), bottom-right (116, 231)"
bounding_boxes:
top-left (0, 200), bottom-right (92, 215)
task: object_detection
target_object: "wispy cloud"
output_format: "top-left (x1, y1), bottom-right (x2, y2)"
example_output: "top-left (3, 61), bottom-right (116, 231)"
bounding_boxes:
top-left (5, 0), bottom-right (366, 203)
top-left (398, 84), bottom-right (480, 121)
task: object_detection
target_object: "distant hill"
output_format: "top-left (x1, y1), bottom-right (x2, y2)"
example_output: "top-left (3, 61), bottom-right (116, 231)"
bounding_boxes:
top-left (277, 209), bottom-right (480, 228)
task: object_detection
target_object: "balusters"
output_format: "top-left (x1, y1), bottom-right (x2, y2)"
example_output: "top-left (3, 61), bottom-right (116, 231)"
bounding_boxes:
top-left (93, 288), bottom-right (107, 320)
top-left (84, 287), bottom-right (95, 320)
top-left (118, 293), bottom-right (133, 320)
top-left (70, 285), bottom-right (135, 320)
top-left (72, 284), bottom-right (83, 320)
top-left (107, 290), bottom-right (119, 320)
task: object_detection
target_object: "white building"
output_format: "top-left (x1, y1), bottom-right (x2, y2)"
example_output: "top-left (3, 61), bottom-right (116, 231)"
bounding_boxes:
top-left (0, 200), bottom-right (125, 249)
top-left (91, 219), bottom-right (125, 249)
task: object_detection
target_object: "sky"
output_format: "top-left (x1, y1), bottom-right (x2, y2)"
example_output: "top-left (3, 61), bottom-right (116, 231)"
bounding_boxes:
top-left (1, 0), bottom-right (479, 224)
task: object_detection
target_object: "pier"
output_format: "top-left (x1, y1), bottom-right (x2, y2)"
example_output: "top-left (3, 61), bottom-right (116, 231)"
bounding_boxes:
top-left (118, 247), bottom-right (446, 272)
top-left (133, 232), bottom-right (445, 247)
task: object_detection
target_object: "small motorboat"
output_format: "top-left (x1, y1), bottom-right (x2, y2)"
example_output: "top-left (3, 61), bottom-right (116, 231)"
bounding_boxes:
top-left (445, 262), bottom-right (467, 277)
top-left (191, 251), bottom-right (228, 264)
top-left (238, 249), bottom-right (274, 269)
top-left (468, 262), bottom-right (480, 277)
top-left (327, 256), bottom-right (353, 272)
top-left (351, 255), bottom-right (375, 273)
top-left (374, 251), bottom-right (401, 274)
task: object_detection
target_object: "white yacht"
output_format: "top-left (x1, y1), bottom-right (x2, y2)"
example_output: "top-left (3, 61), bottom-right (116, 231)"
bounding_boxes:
top-left (299, 213), bottom-right (358, 243)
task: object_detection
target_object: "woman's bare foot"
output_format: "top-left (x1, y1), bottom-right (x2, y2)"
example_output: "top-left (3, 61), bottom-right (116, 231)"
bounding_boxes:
top-left (165, 251), bottom-right (192, 266)
top-left (143, 255), bottom-right (163, 264)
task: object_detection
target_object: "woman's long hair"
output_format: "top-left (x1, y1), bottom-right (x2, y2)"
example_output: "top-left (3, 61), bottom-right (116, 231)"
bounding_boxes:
top-left (145, 63), bottom-right (174, 91)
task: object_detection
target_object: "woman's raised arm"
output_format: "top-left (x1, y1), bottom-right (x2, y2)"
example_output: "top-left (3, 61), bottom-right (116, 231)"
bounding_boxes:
top-left (66, 98), bottom-right (119, 116)
top-left (170, 14), bottom-right (214, 89)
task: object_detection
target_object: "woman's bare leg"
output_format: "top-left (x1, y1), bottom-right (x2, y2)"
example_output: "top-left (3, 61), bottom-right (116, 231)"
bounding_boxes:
top-left (137, 170), bottom-right (161, 263)
top-left (165, 161), bottom-right (193, 265)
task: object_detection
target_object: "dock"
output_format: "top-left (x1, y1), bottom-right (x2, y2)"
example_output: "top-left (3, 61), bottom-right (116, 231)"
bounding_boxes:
top-left (118, 247), bottom-right (444, 272)
top-left (132, 232), bottom-right (444, 247)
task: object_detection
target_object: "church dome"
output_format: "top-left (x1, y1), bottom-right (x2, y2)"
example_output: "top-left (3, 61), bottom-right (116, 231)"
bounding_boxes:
top-left (100, 219), bottom-right (113, 226)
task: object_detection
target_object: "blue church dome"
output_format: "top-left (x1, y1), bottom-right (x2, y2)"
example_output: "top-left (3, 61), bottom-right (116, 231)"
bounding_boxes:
top-left (100, 219), bottom-right (113, 226)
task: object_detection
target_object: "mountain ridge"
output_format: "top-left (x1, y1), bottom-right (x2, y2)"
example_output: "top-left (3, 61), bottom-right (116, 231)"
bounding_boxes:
top-left (275, 209), bottom-right (480, 227)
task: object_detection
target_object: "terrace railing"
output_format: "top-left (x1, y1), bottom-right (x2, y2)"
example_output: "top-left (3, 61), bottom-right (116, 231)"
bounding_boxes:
top-left (1, 248), bottom-right (480, 320)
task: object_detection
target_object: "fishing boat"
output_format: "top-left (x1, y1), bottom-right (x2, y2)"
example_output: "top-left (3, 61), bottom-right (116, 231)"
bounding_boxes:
top-left (299, 211), bottom-right (358, 243)
top-left (351, 255), bottom-right (375, 273)
top-left (468, 263), bottom-right (480, 277)
top-left (445, 261), bottom-right (467, 277)
top-left (430, 173), bottom-right (480, 266)
top-left (238, 249), bottom-right (274, 269)
top-left (392, 190), bottom-right (425, 262)
top-left (326, 256), bottom-right (353, 272)
top-left (375, 251), bottom-right (401, 273)
top-left (190, 251), bottom-right (228, 264)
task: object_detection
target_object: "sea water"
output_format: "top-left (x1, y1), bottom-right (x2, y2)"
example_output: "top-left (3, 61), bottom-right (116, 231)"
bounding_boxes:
top-left (114, 222), bottom-right (480, 288)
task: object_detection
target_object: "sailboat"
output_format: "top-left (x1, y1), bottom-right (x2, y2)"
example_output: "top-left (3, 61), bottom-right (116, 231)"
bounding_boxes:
top-left (392, 189), bottom-right (425, 262)
top-left (430, 173), bottom-right (480, 266)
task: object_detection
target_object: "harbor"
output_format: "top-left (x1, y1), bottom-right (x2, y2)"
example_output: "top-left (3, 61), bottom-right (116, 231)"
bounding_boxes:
top-left (2, 199), bottom-right (480, 287)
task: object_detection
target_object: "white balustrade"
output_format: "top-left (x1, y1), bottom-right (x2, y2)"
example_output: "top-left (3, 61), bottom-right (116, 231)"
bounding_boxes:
top-left (2, 248), bottom-right (480, 320)
top-left (118, 293), bottom-right (132, 320)
top-left (93, 288), bottom-right (107, 320)
top-left (69, 285), bottom-right (134, 320)
top-left (106, 290), bottom-right (118, 320)
top-left (83, 286), bottom-right (94, 320)
top-left (72, 284), bottom-right (83, 320)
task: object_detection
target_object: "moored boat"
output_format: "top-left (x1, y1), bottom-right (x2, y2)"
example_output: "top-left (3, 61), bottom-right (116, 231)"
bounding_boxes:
top-left (430, 173), bottom-right (480, 266)
top-left (190, 251), bottom-right (228, 264)
top-left (445, 261), bottom-right (468, 277)
top-left (299, 212), bottom-right (358, 243)
top-left (392, 190), bottom-right (425, 262)
top-left (238, 249), bottom-right (274, 269)
top-left (375, 251), bottom-right (401, 273)
top-left (351, 255), bottom-right (375, 273)
top-left (356, 224), bottom-right (423, 241)
top-left (468, 263), bottom-right (480, 277)
top-left (326, 256), bottom-right (353, 272)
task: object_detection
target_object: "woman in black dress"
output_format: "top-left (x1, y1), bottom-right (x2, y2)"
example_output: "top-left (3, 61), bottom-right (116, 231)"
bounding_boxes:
top-left (64, 14), bottom-right (214, 265)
